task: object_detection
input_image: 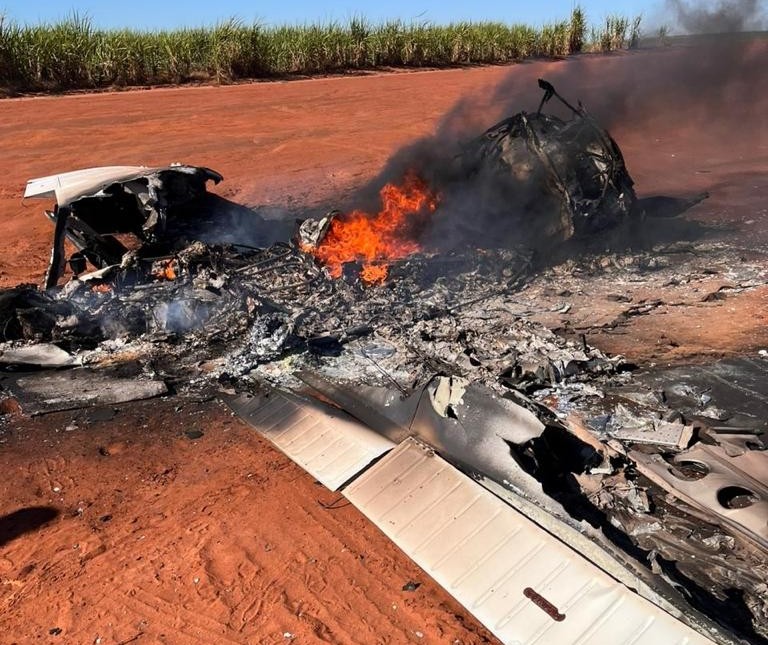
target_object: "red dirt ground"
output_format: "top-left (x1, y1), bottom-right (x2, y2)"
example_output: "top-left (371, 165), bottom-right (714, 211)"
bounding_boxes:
top-left (0, 43), bottom-right (766, 644)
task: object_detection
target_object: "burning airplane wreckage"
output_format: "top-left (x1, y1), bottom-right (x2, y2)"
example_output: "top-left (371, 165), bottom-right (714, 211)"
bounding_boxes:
top-left (2, 81), bottom-right (767, 644)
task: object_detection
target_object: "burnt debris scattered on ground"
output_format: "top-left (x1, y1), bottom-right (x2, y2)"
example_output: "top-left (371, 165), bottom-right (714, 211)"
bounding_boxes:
top-left (2, 80), bottom-right (767, 644)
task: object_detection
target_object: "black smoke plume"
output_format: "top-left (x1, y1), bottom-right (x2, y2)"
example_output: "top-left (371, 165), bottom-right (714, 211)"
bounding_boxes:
top-left (345, 34), bottom-right (767, 253)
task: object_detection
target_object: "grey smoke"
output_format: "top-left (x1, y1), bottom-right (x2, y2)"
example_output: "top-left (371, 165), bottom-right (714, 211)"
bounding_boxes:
top-left (664, 0), bottom-right (767, 34)
top-left (483, 36), bottom-right (768, 134)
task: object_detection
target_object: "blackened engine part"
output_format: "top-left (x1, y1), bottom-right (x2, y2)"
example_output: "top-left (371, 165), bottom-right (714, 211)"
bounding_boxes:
top-left (465, 80), bottom-right (637, 241)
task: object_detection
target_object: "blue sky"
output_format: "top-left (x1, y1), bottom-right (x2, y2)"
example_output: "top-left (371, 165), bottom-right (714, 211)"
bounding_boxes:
top-left (1, 1), bottom-right (663, 30)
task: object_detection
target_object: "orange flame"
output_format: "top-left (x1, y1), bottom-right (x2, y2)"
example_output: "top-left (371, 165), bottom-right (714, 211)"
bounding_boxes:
top-left (91, 283), bottom-right (112, 294)
top-left (306, 172), bottom-right (437, 284)
top-left (152, 259), bottom-right (178, 281)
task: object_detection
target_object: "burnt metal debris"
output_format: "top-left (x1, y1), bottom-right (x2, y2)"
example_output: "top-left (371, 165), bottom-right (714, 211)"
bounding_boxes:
top-left (23, 164), bottom-right (223, 289)
top-left (2, 81), bottom-right (767, 644)
top-left (460, 78), bottom-right (637, 242)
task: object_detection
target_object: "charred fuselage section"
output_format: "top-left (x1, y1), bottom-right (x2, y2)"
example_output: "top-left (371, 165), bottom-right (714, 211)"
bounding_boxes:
top-left (24, 165), bottom-right (223, 289)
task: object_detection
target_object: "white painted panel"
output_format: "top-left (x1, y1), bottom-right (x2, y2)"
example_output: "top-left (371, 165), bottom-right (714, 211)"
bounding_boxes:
top-left (344, 438), bottom-right (715, 645)
top-left (227, 391), bottom-right (394, 491)
top-left (24, 166), bottom-right (146, 201)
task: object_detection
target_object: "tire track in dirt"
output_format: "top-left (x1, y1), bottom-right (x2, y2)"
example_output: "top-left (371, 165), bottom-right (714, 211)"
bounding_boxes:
top-left (119, 587), bottom-right (247, 645)
top-left (1, 398), bottom-right (498, 643)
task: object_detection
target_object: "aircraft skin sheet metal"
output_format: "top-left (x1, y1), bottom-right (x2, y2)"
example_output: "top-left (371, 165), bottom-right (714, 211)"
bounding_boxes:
top-left (343, 437), bottom-right (717, 645)
top-left (24, 166), bottom-right (148, 203)
top-left (225, 390), bottom-right (394, 491)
